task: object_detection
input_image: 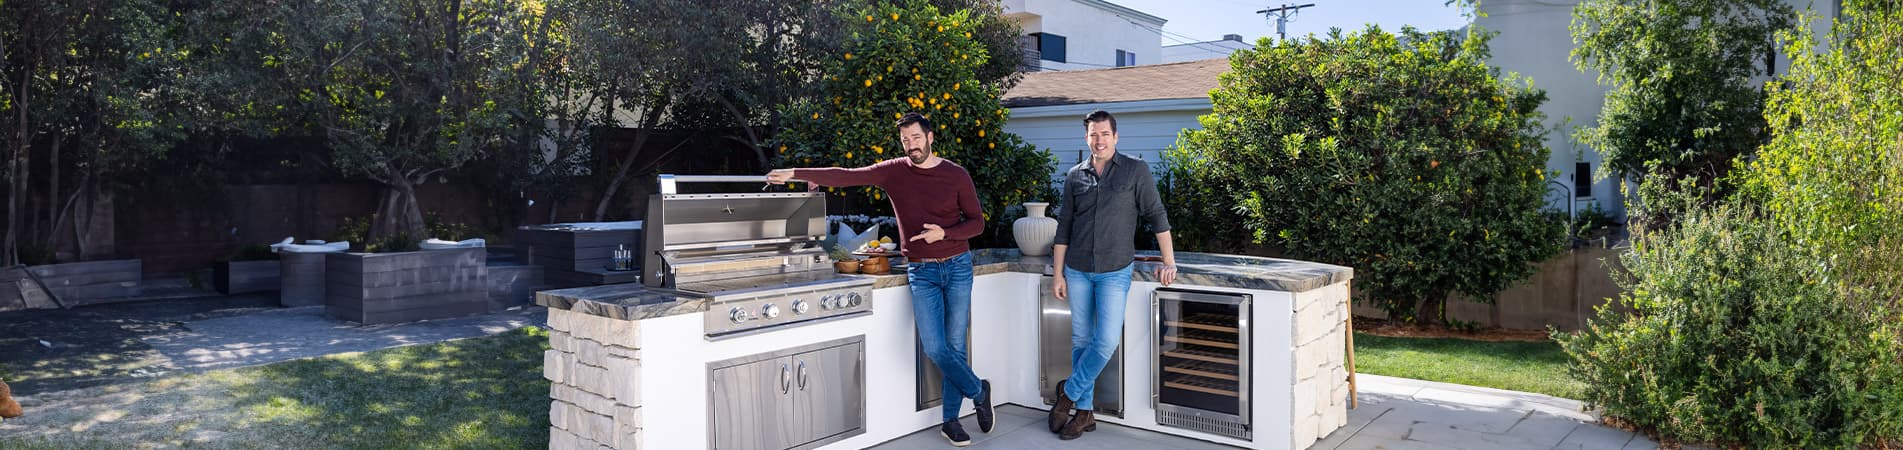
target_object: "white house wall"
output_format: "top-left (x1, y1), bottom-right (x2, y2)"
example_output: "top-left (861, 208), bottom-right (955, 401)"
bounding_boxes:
top-left (1003, 99), bottom-right (1211, 186)
top-left (1008, 0), bottom-right (1165, 70)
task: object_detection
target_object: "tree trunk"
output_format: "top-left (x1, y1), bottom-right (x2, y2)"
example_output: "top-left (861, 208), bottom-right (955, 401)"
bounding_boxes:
top-left (73, 177), bottom-right (93, 258)
top-left (715, 94), bottom-right (769, 168)
top-left (50, 172), bottom-right (90, 260)
top-left (592, 97), bottom-right (669, 221)
top-left (46, 132), bottom-right (59, 251)
top-left (7, 74), bottom-right (29, 267)
top-left (1413, 296), bottom-right (1446, 327)
top-left (591, 127), bottom-right (649, 221)
top-left (367, 175), bottom-right (426, 248)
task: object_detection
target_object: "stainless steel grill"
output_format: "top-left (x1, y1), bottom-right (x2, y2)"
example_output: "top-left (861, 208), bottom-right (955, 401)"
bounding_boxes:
top-left (643, 174), bottom-right (874, 340)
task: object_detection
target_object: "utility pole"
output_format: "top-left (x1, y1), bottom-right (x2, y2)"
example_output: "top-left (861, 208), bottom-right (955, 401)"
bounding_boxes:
top-left (1257, 3), bottom-right (1317, 41)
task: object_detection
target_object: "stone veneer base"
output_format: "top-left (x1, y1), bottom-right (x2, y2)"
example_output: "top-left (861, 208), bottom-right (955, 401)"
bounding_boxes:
top-left (1290, 283), bottom-right (1353, 448)
top-left (545, 307), bottom-right (644, 449)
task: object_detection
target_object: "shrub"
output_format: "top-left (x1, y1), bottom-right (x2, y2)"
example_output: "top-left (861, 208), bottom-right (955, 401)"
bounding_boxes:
top-left (1556, 204), bottom-right (1903, 447)
top-left (1569, 0), bottom-right (1795, 226)
top-left (422, 211), bottom-right (484, 242)
top-left (1561, 4), bottom-right (1903, 446)
top-left (331, 212), bottom-right (480, 253)
top-left (1570, 202), bottom-right (1620, 239)
top-left (331, 216), bottom-right (371, 247)
top-left (1164, 25), bottom-right (1564, 324)
top-left (1741, 0), bottom-right (1903, 317)
top-left (771, 0), bottom-right (1054, 249)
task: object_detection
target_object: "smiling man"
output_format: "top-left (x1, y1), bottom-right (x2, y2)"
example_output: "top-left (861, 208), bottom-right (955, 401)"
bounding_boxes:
top-left (767, 112), bottom-right (994, 447)
top-left (1049, 110), bottom-right (1177, 440)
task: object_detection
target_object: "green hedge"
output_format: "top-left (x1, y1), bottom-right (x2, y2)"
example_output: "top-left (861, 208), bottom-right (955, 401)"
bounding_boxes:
top-left (1558, 205), bottom-right (1903, 447)
top-left (1561, 3), bottom-right (1903, 446)
top-left (1163, 25), bottom-right (1562, 324)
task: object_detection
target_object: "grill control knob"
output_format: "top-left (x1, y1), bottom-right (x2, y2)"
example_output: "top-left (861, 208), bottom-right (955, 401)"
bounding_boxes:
top-left (729, 307), bottom-right (751, 324)
top-left (762, 303), bottom-right (781, 319)
top-left (792, 299), bottom-right (811, 314)
top-left (846, 292), bottom-right (864, 307)
top-left (820, 295), bottom-right (836, 310)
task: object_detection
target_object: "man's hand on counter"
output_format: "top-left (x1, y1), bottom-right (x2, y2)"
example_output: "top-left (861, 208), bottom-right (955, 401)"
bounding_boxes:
top-left (1052, 274), bottom-right (1068, 300)
top-left (1155, 264), bottom-right (1178, 286)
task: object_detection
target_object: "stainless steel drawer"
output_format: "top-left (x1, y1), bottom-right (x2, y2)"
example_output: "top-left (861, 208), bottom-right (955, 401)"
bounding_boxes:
top-left (709, 336), bottom-right (866, 450)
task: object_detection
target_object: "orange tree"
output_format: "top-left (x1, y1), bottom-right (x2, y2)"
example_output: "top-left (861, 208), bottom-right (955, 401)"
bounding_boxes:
top-left (772, 0), bottom-right (1053, 247)
top-left (1164, 26), bottom-right (1564, 325)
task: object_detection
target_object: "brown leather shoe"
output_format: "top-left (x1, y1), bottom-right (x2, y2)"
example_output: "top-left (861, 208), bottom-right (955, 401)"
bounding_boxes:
top-left (1059, 410), bottom-right (1096, 440)
top-left (1047, 380), bottom-right (1074, 433)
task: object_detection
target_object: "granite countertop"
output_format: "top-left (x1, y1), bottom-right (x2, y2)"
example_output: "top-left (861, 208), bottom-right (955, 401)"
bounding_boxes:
top-left (537, 248), bottom-right (1354, 321)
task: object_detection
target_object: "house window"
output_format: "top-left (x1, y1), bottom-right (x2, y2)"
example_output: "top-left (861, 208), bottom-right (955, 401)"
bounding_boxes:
top-left (1115, 49), bottom-right (1136, 67)
top-left (1031, 32), bottom-right (1067, 63)
top-left (1574, 162), bottom-right (1592, 198)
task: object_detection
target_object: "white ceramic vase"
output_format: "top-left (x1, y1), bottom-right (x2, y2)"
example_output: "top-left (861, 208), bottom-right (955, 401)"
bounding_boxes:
top-left (1013, 202), bottom-right (1058, 256)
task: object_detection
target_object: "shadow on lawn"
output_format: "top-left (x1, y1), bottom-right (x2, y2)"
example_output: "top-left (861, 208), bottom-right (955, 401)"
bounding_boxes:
top-left (216, 326), bottom-right (554, 448)
top-left (0, 293), bottom-right (282, 394)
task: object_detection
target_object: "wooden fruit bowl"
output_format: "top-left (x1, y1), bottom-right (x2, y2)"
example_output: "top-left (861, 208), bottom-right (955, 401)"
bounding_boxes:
top-left (858, 255), bottom-right (891, 275)
top-left (833, 260), bottom-right (861, 274)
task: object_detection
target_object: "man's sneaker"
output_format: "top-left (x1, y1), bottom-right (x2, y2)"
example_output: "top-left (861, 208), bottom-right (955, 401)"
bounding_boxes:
top-left (975, 379), bottom-right (996, 433)
top-left (1048, 380), bottom-right (1075, 433)
top-left (940, 420), bottom-right (973, 447)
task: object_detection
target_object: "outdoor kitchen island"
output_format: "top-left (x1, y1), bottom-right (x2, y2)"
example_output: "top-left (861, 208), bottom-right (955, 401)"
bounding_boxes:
top-left (536, 248), bottom-right (1354, 450)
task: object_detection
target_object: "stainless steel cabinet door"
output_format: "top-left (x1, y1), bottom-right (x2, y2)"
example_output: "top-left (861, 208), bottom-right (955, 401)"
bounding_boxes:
top-left (793, 341), bottom-right (865, 446)
top-left (710, 357), bottom-right (798, 450)
top-left (914, 322), bottom-right (972, 411)
top-left (1039, 275), bottom-right (1124, 417)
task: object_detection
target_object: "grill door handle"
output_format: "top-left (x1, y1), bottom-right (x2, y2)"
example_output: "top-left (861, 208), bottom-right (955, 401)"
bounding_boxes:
top-left (780, 363), bottom-right (792, 394)
top-left (797, 360), bottom-right (809, 391)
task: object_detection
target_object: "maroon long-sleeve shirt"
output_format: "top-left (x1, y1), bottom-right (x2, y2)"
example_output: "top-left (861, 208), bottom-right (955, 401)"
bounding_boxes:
top-left (795, 158), bottom-right (983, 259)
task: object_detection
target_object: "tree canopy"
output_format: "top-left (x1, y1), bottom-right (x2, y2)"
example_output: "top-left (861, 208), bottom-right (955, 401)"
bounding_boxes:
top-left (1570, 0), bottom-right (1795, 223)
top-left (773, 0), bottom-right (1054, 247)
top-left (1164, 25), bottom-right (1564, 324)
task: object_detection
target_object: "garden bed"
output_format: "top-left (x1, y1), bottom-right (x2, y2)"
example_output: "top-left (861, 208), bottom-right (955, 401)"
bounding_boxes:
top-left (26, 259), bottom-right (142, 307)
top-left (324, 248), bottom-right (488, 324)
top-left (279, 252), bottom-right (330, 307)
top-left (213, 260), bottom-right (280, 295)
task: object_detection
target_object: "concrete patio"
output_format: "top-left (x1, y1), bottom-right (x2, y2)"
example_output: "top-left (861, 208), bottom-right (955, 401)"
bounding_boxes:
top-left (872, 374), bottom-right (1657, 450)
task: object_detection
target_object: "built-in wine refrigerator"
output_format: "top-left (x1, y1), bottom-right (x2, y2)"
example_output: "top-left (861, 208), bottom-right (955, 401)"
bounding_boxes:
top-left (1152, 288), bottom-right (1252, 440)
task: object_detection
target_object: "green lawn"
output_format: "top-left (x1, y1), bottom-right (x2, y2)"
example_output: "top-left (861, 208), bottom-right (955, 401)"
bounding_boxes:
top-left (0, 326), bottom-right (551, 449)
top-left (1353, 333), bottom-right (1585, 400)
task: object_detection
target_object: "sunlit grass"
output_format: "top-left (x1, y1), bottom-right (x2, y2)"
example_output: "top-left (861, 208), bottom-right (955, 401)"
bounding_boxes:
top-left (1353, 332), bottom-right (1585, 399)
top-left (0, 326), bottom-right (552, 448)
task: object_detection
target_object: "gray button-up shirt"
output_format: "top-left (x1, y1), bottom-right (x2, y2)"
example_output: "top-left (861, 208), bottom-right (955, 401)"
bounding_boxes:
top-left (1054, 152), bottom-right (1171, 273)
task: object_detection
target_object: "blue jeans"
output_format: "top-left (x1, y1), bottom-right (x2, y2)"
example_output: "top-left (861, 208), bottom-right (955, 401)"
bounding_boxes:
top-left (909, 252), bottom-right (983, 422)
top-left (1062, 263), bottom-right (1133, 411)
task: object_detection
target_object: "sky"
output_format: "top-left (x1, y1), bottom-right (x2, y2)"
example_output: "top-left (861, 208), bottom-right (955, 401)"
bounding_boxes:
top-left (1104, 0), bottom-right (1472, 46)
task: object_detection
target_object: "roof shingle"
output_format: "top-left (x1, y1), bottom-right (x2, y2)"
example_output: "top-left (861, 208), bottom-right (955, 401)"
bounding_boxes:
top-left (1001, 58), bottom-right (1230, 108)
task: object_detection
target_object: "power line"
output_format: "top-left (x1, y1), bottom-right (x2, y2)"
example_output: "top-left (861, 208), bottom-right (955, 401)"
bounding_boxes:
top-left (1257, 3), bottom-right (1318, 40)
top-left (1118, 17), bottom-right (1246, 57)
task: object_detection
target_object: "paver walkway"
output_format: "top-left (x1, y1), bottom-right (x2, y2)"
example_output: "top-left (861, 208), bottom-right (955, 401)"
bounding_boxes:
top-left (875, 374), bottom-right (1658, 449)
top-left (1314, 374), bottom-right (1656, 450)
